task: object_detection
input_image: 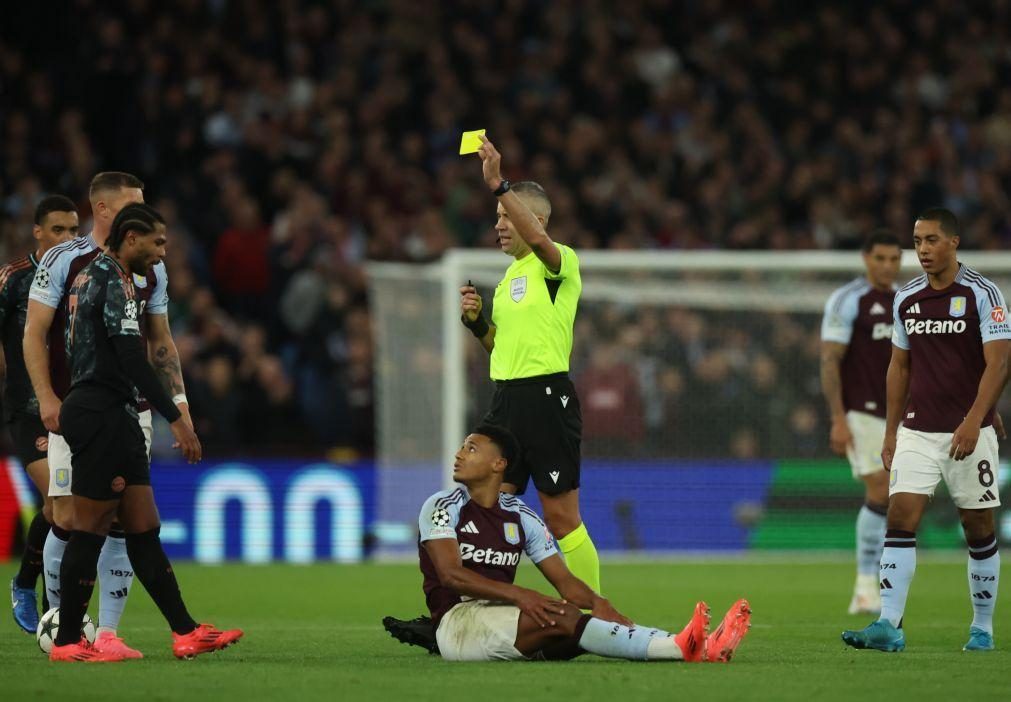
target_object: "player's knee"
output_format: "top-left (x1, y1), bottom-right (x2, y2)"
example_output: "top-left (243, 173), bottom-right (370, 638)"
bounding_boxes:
top-left (42, 500), bottom-right (54, 525)
top-left (959, 510), bottom-right (995, 540)
top-left (546, 607), bottom-right (583, 638)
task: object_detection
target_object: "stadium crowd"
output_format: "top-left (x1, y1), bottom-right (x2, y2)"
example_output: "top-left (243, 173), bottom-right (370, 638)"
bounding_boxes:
top-left (2, 0), bottom-right (1011, 457)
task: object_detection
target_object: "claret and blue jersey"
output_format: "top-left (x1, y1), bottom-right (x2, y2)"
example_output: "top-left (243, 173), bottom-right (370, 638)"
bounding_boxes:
top-left (417, 487), bottom-right (558, 625)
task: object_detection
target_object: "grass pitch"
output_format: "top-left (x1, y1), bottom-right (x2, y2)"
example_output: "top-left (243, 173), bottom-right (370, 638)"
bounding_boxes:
top-left (0, 556), bottom-right (1007, 701)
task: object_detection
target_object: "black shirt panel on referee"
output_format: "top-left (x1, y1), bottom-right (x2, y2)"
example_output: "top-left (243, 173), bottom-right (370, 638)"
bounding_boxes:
top-left (60, 254), bottom-right (150, 500)
top-left (0, 254), bottom-right (49, 465)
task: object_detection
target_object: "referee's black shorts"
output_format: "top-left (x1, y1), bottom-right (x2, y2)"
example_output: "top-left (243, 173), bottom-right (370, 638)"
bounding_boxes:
top-left (482, 372), bottom-right (581, 496)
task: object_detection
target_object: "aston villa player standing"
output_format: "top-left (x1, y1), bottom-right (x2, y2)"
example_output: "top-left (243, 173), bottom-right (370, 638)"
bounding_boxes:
top-left (844, 208), bottom-right (1011, 653)
top-left (820, 230), bottom-right (901, 615)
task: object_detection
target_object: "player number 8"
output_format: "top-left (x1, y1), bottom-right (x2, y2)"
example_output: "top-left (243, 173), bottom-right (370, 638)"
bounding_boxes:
top-left (977, 460), bottom-right (994, 488)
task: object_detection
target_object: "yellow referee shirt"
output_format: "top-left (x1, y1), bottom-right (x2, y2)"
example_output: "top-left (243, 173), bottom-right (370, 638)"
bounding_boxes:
top-left (489, 243), bottom-right (581, 381)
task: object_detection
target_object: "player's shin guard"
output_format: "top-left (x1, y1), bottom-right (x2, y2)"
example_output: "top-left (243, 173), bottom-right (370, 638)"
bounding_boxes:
top-left (126, 528), bottom-right (197, 635)
top-left (879, 530), bottom-right (916, 628)
top-left (575, 615), bottom-right (677, 660)
top-left (558, 523), bottom-right (601, 593)
top-left (54, 531), bottom-right (105, 647)
top-left (15, 511), bottom-right (50, 589)
top-left (97, 530), bottom-right (133, 634)
top-left (856, 503), bottom-right (887, 577)
top-left (967, 534), bottom-right (999, 635)
top-left (43, 525), bottom-right (71, 608)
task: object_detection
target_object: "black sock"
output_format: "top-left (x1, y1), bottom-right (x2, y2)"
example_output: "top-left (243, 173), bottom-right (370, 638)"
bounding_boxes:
top-left (126, 528), bottom-right (197, 635)
top-left (54, 531), bottom-right (105, 647)
top-left (15, 512), bottom-right (50, 589)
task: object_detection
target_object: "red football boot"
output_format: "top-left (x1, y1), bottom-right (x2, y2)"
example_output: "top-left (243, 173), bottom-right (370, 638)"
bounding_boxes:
top-left (673, 601), bottom-right (711, 663)
top-left (50, 637), bottom-right (126, 662)
top-left (172, 623), bottom-right (244, 659)
top-left (704, 599), bottom-right (752, 662)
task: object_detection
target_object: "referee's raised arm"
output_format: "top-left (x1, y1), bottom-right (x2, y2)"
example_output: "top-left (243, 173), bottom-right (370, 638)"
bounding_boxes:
top-left (477, 135), bottom-right (561, 273)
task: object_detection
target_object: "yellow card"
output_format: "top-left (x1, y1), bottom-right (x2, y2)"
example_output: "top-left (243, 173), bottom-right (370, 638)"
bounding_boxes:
top-left (459, 129), bottom-right (486, 155)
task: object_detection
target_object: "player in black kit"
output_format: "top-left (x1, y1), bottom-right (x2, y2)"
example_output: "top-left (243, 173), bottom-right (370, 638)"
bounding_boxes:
top-left (6, 195), bottom-right (77, 632)
top-left (50, 203), bottom-right (242, 662)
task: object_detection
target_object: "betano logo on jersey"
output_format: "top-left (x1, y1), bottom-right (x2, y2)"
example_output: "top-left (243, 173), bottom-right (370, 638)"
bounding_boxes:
top-left (871, 323), bottom-right (892, 340)
top-left (459, 543), bottom-right (520, 566)
top-left (904, 318), bottom-right (967, 335)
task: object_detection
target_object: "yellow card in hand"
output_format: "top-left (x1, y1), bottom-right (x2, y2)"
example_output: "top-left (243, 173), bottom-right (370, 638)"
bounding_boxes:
top-left (459, 129), bottom-right (486, 155)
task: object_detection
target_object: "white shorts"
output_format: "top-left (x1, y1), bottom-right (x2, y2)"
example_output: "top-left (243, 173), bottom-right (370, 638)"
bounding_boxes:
top-left (436, 600), bottom-right (525, 662)
top-left (890, 425), bottom-right (1001, 509)
top-left (48, 409), bottom-right (153, 498)
top-left (846, 411), bottom-right (886, 478)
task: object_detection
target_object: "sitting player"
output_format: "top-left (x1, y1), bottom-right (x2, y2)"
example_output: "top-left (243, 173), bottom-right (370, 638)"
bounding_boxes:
top-left (395, 424), bottom-right (751, 662)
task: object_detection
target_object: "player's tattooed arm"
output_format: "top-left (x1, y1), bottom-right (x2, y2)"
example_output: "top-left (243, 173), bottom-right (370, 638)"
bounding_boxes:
top-left (820, 341), bottom-right (852, 455)
top-left (147, 313), bottom-right (186, 397)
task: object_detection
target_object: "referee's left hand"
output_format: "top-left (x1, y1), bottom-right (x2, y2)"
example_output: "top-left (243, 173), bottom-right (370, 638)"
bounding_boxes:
top-left (477, 135), bottom-right (503, 191)
top-left (949, 418), bottom-right (980, 460)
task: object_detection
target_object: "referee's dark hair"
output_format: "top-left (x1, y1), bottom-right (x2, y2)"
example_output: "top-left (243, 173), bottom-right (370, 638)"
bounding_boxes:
top-left (862, 228), bottom-right (901, 252)
top-left (472, 424), bottom-right (520, 468)
top-left (916, 207), bottom-right (960, 238)
top-left (34, 195), bottom-right (78, 225)
top-left (108, 203), bottom-right (165, 253)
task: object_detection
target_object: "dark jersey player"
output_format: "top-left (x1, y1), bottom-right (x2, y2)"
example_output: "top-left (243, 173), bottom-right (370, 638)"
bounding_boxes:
top-left (844, 208), bottom-right (1011, 654)
top-left (6, 195), bottom-right (77, 633)
top-left (820, 230), bottom-right (901, 615)
top-left (398, 424), bottom-right (750, 663)
top-left (49, 203), bottom-right (241, 662)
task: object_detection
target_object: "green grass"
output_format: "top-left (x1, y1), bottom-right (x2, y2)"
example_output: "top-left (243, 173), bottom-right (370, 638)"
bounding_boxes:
top-left (0, 556), bottom-right (1007, 701)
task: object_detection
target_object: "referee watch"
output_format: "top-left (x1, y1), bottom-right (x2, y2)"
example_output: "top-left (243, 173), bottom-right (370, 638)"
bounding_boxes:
top-left (492, 179), bottom-right (511, 197)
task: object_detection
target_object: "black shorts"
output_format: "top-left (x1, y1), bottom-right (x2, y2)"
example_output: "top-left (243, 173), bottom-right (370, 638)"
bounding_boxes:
top-left (8, 412), bottom-right (48, 468)
top-left (60, 396), bottom-right (149, 501)
top-left (482, 373), bottom-right (581, 496)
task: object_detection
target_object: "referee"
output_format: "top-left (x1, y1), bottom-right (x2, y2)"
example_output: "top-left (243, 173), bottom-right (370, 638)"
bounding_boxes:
top-left (459, 135), bottom-right (599, 593)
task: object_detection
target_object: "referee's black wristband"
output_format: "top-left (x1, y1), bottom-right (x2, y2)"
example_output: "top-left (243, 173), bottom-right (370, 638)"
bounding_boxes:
top-left (462, 313), bottom-right (490, 339)
top-left (492, 179), bottom-right (511, 197)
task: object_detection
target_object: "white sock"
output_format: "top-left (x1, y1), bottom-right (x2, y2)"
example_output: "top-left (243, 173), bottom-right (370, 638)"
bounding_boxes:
top-left (96, 536), bottom-right (133, 634)
top-left (856, 504), bottom-right (887, 576)
top-left (879, 531), bottom-right (916, 628)
top-left (577, 618), bottom-right (677, 661)
top-left (967, 535), bottom-right (1000, 635)
top-left (42, 529), bottom-right (68, 608)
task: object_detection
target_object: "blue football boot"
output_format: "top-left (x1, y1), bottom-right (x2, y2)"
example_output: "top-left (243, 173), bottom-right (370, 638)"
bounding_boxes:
top-left (11, 578), bottom-right (40, 634)
top-left (842, 619), bottom-right (905, 652)
top-left (963, 627), bottom-right (994, 651)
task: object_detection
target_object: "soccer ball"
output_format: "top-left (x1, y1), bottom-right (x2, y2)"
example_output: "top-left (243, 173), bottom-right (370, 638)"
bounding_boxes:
top-left (36, 608), bottom-right (97, 654)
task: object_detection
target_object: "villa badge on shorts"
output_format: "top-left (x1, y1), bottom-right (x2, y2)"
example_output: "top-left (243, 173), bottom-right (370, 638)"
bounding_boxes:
top-left (504, 522), bottom-right (520, 545)
top-left (950, 296), bottom-right (966, 317)
top-left (510, 276), bottom-right (527, 302)
top-left (55, 468), bottom-right (70, 488)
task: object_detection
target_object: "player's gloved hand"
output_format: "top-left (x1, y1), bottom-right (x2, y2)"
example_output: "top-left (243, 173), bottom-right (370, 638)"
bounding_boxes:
top-left (994, 412), bottom-right (1007, 440)
top-left (513, 587), bottom-right (567, 628)
top-left (170, 418), bottom-right (203, 464)
top-left (40, 394), bottom-right (61, 433)
top-left (459, 285), bottom-right (483, 322)
top-left (590, 598), bottom-right (634, 628)
top-left (881, 433), bottom-right (897, 471)
top-left (829, 416), bottom-right (853, 456)
top-left (949, 417), bottom-right (981, 460)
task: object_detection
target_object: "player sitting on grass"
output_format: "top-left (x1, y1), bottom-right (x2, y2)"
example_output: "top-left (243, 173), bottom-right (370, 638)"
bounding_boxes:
top-left (394, 424), bottom-right (751, 662)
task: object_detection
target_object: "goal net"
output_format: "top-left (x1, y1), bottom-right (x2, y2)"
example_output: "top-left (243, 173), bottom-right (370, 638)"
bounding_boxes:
top-left (368, 250), bottom-right (1011, 555)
